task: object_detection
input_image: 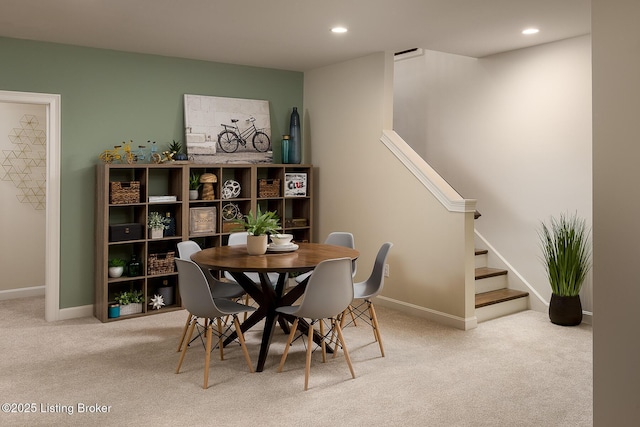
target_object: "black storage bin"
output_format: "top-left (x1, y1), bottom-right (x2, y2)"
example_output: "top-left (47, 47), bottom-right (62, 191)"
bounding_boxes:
top-left (109, 223), bottom-right (143, 242)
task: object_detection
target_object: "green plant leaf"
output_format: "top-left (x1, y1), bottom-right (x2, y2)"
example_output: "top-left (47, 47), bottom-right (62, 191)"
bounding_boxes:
top-left (538, 212), bottom-right (591, 297)
top-left (240, 205), bottom-right (280, 236)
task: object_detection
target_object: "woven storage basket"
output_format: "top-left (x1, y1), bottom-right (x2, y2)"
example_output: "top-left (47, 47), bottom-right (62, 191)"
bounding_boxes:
top-left (110, 181), bottom-right (140, 204)
top-left (259, 179), bottom-right (280, 198)
top-left (147, 251), bottom-right (175, 275)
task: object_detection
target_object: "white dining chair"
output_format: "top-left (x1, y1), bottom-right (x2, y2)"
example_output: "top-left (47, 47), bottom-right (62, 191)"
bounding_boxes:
top-left (276, 257), bottom-right (355, 391)
top-left (175, 258), bottom-right (256, 389)
top-left (176, 240), bottom-right (246, 352)
top-left (342, 242), bottom-right (393, 357)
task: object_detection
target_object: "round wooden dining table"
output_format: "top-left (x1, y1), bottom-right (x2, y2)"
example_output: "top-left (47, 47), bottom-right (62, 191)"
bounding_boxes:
top-left (191, 242), bottom-right (359, 372)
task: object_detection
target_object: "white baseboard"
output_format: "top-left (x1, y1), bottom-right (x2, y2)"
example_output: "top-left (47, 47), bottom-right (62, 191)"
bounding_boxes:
top-left (58, 304), bottom-right (94, 321)
top-left (0, 286), bottom-right (45, 300)
top-left (375, 296), bottom-right (477, 330)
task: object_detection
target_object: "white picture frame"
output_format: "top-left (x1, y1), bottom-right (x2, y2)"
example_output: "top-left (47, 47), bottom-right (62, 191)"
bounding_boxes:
top-left (184, 94), bottom-right (273, 164)
top-left (284, 173), bottom-right (307, 197)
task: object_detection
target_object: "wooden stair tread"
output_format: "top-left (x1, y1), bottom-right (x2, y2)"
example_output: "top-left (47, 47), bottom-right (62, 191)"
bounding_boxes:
top-left (475, 249), bottom-right (488, 256)
top-left (475, 267), bottom-right (507, 280)
top-left (475, 289), bottom-right (529, 308)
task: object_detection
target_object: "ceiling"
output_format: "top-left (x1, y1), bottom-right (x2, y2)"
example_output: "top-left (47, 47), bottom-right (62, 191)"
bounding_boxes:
top-left (0, 0), bottom-right (591, 72)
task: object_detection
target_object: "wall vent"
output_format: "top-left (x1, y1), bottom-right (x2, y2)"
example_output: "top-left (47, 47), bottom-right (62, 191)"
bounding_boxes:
top-left (394, 48), bottom-right (424, 61)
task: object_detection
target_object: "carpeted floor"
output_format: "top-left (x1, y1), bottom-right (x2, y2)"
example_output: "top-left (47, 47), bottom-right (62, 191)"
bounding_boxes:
top-left (0, 297), bottom-right (592, 426)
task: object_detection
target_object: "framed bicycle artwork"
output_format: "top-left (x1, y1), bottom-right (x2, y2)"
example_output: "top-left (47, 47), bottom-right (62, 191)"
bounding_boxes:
top-left (184, 94), bottom-right (273, 164)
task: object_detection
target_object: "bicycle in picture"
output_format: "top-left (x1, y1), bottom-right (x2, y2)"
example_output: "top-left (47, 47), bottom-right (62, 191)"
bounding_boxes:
top-left (217, 116), bottom-right (271, 153)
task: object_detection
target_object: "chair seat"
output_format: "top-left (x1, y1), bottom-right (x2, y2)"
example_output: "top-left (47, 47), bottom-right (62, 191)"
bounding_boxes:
top-left (211, 280), bottom-right (246, 299)
top-left (275, 305), bottom-right (300, 316)
top-left (214, 298), bottom-right (257, 315)
top-left (353, 281), bottom-right (375, 299)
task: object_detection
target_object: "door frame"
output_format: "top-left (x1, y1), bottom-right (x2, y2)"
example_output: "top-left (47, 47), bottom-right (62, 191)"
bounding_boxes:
top-left (0, 90), bottom-right (61, 321)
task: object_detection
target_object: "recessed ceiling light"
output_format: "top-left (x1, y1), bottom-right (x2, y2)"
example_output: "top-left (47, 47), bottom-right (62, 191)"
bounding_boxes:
top-left (522, 28), bottom-right (540, 35)
top-left (331, 26), bottom-right (348, 34)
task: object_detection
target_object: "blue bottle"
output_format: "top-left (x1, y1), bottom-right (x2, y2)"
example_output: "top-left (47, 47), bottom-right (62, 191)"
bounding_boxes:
top-left (289, 107), bottom-right (301, 164)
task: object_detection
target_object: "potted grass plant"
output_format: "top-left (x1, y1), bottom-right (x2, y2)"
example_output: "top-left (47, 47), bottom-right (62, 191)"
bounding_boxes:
top-left (189, 172), bottom-right (201, 200)
top-left (539, 212), bottom-right (592, 326)
top-left (240, 206), bottom-right (280, 255)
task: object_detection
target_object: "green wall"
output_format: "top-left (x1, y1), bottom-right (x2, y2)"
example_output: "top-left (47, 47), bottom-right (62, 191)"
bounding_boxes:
top-left (0, 37), bottom-right (304, 308)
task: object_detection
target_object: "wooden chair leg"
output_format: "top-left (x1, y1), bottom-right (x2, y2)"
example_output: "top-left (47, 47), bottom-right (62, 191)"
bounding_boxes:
top-left (335, 320), bottom-right (355, 379)
top-left (244, 294), bottom-right (250, 321)
top-left (203, 320), bottom-right (213, 389)
top-left (304, 321), bottom-right (314, 391)
top-left (176, 318), bottom-right (196, 374)
top-left (177, 313), bottom-right (193, 352)
top-left (216, 317), bottom-right (224, 360)
top-left (339, 305), bottom-right (357, 328)
top-left (278, 318), bottom-right (299, 372)
top-left (348, 304), bottom-right (357, 326)
top-left (368, 301), bottom-right (385, 357)
top-left (233, 315), bottom-right (254, 373)
top-left (332, 317), bottom-right (340, 359)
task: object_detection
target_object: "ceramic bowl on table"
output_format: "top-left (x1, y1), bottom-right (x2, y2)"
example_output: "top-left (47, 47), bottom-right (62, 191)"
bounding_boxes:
top-left (270, 233), bottom-right (294, 246)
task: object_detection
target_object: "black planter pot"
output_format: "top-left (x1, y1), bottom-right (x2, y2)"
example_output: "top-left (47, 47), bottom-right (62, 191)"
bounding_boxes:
top-left (549, 294), bottom-right (583, 326)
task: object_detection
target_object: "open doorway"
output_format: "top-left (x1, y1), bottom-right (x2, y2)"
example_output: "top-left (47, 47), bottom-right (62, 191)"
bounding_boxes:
top-left (0, 90), bottom-right (60, 321)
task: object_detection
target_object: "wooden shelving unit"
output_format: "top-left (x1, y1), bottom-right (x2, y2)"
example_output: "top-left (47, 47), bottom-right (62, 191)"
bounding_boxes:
top-left (95, 163), bottom-right (313, 322)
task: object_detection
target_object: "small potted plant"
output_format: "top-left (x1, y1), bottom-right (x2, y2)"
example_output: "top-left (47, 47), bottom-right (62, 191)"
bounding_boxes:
top-left (148, 211), bottom-right (170, 239)
top-left (539, 212), bottom-right (592, 326)
top-left (114, 290), bottom-right (145, 316)
top-left (240, 206), bottom-right (280, 255)
top-left (108, 258), bottom-right (126, 278)
top-left (168, 139), bottom-right (188, 161)
top-left (189, 172), bottom-right (201, 200)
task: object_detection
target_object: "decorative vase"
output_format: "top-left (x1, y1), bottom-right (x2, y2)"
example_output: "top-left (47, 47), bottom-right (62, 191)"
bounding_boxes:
top-left (246, 234), bottom-right (268, 255)
top-left (158, 280), bottom-right (175, 306)
top-left (549, 294), bottom-right (583, 326)
top-left (281, 135), bottom-right (290, 164)
top-left (189, 189), bottom-right (199, 200)
top-left (127, 254), bottom-right (141, 277)
top-left (174, 153), bottom-right (188, 161)
top-left (150, 228), bottom-right (163, 239)
top-left (288, 107), bottom-right (301, 164)
top-left (164, 212), bottom-right (176, 236)
top-left (108, 266), bottom-right (124, 278)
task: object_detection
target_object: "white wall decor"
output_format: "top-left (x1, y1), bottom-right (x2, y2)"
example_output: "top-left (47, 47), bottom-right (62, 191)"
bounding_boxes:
top-left (0, 114), bottom-right (46, 210)
top-left (184, 94), bottom-right (272, 164)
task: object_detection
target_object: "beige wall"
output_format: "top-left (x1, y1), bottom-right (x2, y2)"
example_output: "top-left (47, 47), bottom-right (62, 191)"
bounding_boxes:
top-left (593, 0), bottom-right (640, 423)
top-left (394, 36), bottom-right (593, 315)
top-left (0, 102), bottom-right (46, 294)
top-left (304, 52), bottom-right (475, 328)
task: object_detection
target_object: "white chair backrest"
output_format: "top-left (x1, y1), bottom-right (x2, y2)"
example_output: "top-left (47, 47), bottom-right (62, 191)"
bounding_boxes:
top-left (228, 232), bottom-right (249, 246)
top-left (175, 258), bottom-right (225, 319)
top-left (358, 242), bottom-right (393, 298)
top-left (324, 232), bottom-right (357, 276)
top-left (295, 257), bottom-right (353, 320)
top-left (177, 240), bottom-right (202, 260)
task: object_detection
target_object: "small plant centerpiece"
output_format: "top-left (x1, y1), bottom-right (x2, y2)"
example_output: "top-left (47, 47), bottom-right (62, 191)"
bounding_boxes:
top-left (108, 258), bottom-right (126, 278)
top-left (168, 139), bottom-right (188, 161)
top-left (539, 212), bottom-right (592, 326)
top-left (240, 206), bottom-right (280, 255)
top-left (189, 172), bottom-right (201, 200)
top-left (114, 290), bottom-right (145, 316)
top-left (148, 211), bottom-right (170, 239)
